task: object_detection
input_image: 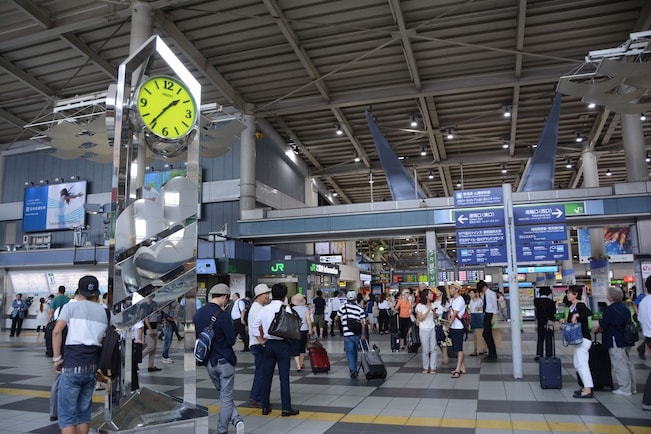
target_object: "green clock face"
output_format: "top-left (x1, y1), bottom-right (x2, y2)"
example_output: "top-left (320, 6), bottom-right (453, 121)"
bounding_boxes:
top-left (136, 76), bottom-right (197, 139)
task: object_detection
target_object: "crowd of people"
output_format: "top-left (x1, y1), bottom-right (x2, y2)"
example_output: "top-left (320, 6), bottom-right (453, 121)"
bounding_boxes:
top-left (32, 273), bottom-right (651, 433)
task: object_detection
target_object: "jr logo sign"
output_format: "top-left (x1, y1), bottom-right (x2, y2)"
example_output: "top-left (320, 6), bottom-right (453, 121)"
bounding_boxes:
top-left (271, 263), bottom-right (285, 272)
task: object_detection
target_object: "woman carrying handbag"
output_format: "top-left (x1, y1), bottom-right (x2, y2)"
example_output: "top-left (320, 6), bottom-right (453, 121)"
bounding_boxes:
top-left (563, 286), bottom-right (594, 398)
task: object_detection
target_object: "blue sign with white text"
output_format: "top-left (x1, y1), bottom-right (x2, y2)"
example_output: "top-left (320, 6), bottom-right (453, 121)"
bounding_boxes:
top-left (457, 245), bottom-right (507, 265)
top-left (516, 242), bottom-right (569, 262)
top-left (454, 187), bottom-right (503, 208)
top-left (456, 227), bottom-right (506, 246)
top-left (455, 208), bottom-right (505, 228)
top-left (514, 205), bottom-right (565, 224)
top-left (515, 224), bottom-right (567, 242)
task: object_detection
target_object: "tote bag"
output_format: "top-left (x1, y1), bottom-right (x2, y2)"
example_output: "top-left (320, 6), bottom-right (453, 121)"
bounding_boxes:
top-left (561, 323), bottom-right (583, 346)
top-left (269, 305), bottom-right (302, 341)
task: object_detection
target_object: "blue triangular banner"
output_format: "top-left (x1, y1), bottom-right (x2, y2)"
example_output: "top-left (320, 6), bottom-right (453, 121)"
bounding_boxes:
top-left (520, 93), bottom-right (562, 192)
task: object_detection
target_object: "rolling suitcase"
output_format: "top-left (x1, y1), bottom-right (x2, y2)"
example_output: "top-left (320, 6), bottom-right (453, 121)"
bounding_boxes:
top-left (407, 323), bottom-right (420, 353)
top-left (358, 340), bottom-right (387, 380)
top-left (390, 315), bottom-right (401, 352)
top-left (539, 332), bottom-right (562, 389)
top-left (578, 332), bottom-right (613, 390)
top-left (308, 340), bottom-right (330, 374)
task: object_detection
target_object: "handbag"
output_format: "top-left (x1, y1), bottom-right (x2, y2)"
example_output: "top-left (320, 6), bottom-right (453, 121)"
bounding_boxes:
top-left (269, 305), bottom-right (302, 341)
top-left (561, 323), bottom-right (583, 346)
top-left (435, 324), bottom-right (446, 343)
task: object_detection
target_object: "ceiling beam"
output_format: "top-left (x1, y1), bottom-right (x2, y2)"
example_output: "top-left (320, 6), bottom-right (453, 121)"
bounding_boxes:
top-left (0, 55), bottom-right (55, 98)
top-left (389, 0), bottom-right (421, 90)
top-left (154, 11), bottom-right (246, 110)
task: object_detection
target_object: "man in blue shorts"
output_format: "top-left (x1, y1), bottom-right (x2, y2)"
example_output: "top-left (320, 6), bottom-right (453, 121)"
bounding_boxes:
top-left (52, 275), bottom-right (108, 434)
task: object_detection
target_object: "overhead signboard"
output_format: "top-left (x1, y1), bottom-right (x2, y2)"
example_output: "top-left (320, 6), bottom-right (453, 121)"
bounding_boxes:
top-left (514, 224), bottom-right (567, 243)
top-left (456, 227), bottom-right (506, 246)
top-left (454, 187), bottom-right (503, 208)
top-left (516, 242), bottom-right (569, 262)
top-left (564, 201), bottom-right (586, 216)
top-left (513, 205), bottom-right (565, 225)
top-left (455, 208), bottom-right (505, 228)
top-left (319, 254), bottom-right (343, 264)
top-left (457, 245), bottom-right (507, 265)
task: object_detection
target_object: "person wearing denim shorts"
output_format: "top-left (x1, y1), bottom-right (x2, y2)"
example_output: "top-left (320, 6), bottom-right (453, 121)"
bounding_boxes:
top-left (52, 275), bottom-right (108, 434)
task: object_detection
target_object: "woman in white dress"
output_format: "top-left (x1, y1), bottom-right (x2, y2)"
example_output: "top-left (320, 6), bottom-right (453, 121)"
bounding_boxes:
top-left (432, 285), bottom-right (450, 364)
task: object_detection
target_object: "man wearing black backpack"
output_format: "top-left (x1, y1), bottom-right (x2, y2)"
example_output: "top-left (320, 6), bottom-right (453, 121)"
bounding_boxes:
top-left (51, 275), bottom-right (108, 434)
top-left (194, 283), bottom-right (244, 434)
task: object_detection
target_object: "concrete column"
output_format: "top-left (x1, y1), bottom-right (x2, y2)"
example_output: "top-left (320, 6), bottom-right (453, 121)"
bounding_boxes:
top-left (345, 241), bottom-right (357, 267)
top-left (240, 107), bottom-right (256, 216)
top-left (561, 229), bottom-right (576, 284)
top-left (621, 113), bottom-right (649, 182)
top-left (581, 148), bottom-right (609, 307)
top-left (304, 177), bottom-right (318, 207)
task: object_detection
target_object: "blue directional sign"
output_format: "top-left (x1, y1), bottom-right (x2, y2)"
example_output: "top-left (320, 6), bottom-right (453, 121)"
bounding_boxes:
top-left (455, 208), bottom-right (505, 228)
top-left (456, 227), bottom-right (506, 246)
top-left (457, 246), bottom-right (507, 265)
top-left (516, 242), bottom-right (569, 262)
top-left (515, 224), bottom-right (567, 243)
top-left (514, 205), bottom-right (565, 224)
top-left (454, 187), bottom-right (503, 208)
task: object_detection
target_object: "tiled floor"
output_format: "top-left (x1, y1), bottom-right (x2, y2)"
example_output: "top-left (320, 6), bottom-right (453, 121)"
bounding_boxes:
top-left (0, 323), bottom-right (649, 433)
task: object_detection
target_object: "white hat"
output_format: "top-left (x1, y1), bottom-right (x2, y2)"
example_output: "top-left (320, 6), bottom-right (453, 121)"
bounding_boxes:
top-left (209, 283), bottom-right (230, 297)
top-left (254, 283), bottom-right (271, 298)
top-left (346, 290), bottom-right (357, 300)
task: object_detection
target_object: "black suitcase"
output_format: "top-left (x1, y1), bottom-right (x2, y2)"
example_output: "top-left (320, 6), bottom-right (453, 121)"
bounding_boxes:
top-left (407, 324), bottom-right (420, 353)
top-left (578, 333), bottom-right (613, 390)
top-left (358, 340), bottom-right (387, 380)
top-left (44, 321), bottom-right (55, 357)
top-left (390, 332), bottom-right (401, 352)
top-left (539, 332), bottom-right (562, 389)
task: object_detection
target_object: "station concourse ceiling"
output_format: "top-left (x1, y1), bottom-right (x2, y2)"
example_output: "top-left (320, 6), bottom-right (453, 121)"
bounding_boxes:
top-left (0, 0), bottom-right (650, 270)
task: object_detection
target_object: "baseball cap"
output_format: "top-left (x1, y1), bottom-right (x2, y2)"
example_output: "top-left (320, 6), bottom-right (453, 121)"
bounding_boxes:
top-left (209, 283), bottom-right (230, 297)
top-left (78, 275), bottom-right (100, 298)
top-left (346, 290), bottom-right (357, 300)
top-left (254, 283), bottom-right (271, 298)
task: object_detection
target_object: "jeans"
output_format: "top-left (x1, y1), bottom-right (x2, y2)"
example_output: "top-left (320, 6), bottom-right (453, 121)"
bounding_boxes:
top-left (344, 335), bottom-right (361, 373)
top-left (249, 344), bottom-right (265, 402)
top-left (574, 338), bottom-right (594, 388)
top-left (419, 327), bottom-right (437, 370)
top-left (161, 325), bottom-right (172, 359)
top-left (57, 369), bottom-right (96, 429)
top-left (206, 359), bottom-right (242, 434)
top-left (261, 339), bottom-right (292, 411)
top-left (10, 316), bottom-right (23, 336)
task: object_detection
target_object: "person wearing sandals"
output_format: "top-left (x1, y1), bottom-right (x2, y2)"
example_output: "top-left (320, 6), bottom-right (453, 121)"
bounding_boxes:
top-left (446, 282), bottom-right (466, 378)
top-left (290, 293), bottom-right (312, 372)
top-left (564, 286), bottom-right (594, 398)
top-left (415, 288), bottom-right (437, 374)
top-left (433, 286), bottom-right (450, 364)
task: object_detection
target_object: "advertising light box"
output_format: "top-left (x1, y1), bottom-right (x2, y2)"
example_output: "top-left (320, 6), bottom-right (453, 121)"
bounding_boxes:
top-left (22, 180), bottom-right (87, 232)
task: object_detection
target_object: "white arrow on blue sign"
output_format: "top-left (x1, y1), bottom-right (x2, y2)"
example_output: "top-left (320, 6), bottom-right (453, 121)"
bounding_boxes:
top-left (455, 208), bottom-right (505, 228)
top-left (514, 205), bottom-right (565, 224)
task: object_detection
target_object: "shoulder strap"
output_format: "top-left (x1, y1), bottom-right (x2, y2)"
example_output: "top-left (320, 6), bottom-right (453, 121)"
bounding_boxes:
top-left (206, 306), bottom-right (222, 333)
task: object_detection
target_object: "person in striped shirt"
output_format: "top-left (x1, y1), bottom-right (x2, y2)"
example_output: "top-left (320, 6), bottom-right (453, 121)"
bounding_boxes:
top-left (337, 291), bottom-right (366, 378)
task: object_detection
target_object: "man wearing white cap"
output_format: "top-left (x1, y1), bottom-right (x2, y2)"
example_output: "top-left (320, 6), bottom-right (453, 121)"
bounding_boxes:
top-left (194, 283), bottom-right (244, 434)
top-left (337, 291), bottom-right (366, 378)
top-left (247, 283), bottom-right (271, 408)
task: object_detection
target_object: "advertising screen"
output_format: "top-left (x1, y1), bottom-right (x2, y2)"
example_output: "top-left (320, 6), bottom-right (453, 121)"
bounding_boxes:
top-left (22, 181), bottom-right (87, 232)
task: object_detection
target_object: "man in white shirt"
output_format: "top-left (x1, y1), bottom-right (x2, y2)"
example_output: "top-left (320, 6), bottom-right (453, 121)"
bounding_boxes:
top-left (249, 283), bottom-right (299, 417)
top-left (247, 283), bottom-right (271, 408)
top-left (478, 280), bottom-right (498, 361)
top-left (230, 292), bottom-right (249, 351)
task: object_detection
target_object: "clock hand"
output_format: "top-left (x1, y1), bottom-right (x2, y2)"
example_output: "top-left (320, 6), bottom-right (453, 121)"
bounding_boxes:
top-left (150, 99), bottom-right (180, 125)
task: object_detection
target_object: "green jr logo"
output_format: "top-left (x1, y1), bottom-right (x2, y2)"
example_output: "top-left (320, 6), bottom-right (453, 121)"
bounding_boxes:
top-left (271, 263), bottom-right (285, 272)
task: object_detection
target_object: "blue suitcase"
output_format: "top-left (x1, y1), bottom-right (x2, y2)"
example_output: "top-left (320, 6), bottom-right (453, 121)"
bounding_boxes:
top-left (539, 333), bottom-right (562, 389)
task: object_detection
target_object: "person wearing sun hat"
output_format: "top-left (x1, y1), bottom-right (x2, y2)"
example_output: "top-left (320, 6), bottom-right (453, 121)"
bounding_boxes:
top-left (51, 275), bottom-right (108, 433)
top-left (290, 293), bottom-right (312, 372)
top-left (248, 283), bottom-right (271, 408)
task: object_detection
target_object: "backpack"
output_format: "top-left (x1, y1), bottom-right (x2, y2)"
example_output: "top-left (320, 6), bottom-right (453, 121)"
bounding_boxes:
top-left (96, 310), bottom-right (121, 383)
top-left (194, 307), bottom-right (222, 365)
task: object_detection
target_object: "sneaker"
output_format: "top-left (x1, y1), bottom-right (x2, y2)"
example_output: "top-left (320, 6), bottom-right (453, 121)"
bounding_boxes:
top-left (611, 389), bottom-right (632, 396)
top-left (148, 367), bottom-right (162, 372)
top-left (350, 372), bottom-right (358, 378)
top-left (161, 358), bottom-right (174, 364)
top-left (642, 404), bottom-right (651, 411)
top-left (236, 420), bottom-right (244, 434)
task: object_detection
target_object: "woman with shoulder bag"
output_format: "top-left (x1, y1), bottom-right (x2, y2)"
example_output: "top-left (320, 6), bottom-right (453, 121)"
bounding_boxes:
top-left (564, 286), bottom-right (594, 398)
top-left (433, 286), bottom-right (450, 364)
